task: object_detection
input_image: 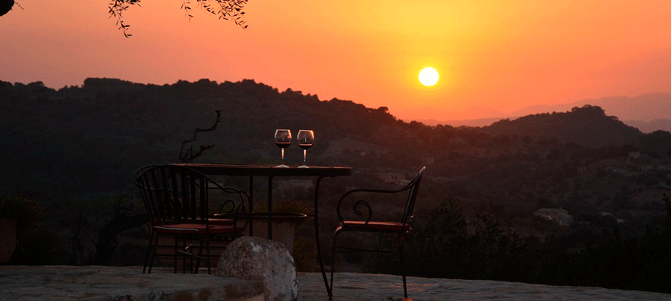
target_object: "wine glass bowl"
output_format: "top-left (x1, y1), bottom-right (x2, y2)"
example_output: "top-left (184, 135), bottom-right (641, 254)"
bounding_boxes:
top-left (297, 130), bottom-right (314, 168)
top-left (274, 129), bottom-right (292, 167)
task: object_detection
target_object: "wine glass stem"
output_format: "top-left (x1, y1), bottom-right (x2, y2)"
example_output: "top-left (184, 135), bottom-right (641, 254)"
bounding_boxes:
top-left (303, 149), bottom-right (307, 165)
top-left (281, 148), bottom-right (285, 165)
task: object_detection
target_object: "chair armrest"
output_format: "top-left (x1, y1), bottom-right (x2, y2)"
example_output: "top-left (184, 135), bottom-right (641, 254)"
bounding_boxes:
top-left (335, 167), bottom-right (426, 225)
top-left (335, 186), bottom-right (413, 225)
top-left (212, 186), bottom-right (251, 231)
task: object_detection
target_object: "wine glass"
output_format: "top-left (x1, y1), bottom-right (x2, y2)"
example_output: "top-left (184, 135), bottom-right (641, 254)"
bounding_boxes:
top-left (274, 129), bottom-right (292, 167)
top-left (297, 130), bottom-right (314, 168)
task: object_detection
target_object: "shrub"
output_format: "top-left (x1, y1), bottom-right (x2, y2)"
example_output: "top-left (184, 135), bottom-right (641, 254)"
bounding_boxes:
top-left (0, 194), bottom-right (64, 264)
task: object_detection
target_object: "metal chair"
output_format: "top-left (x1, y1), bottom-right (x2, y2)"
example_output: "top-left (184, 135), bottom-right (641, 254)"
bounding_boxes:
top-left (329, 166), bottom-right (426, 299)
top-left (134, 164), bottom-right (249, 274)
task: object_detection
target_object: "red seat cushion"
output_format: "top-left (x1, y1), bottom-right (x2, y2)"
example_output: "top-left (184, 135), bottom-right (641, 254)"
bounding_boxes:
top-left (206, 218), bottom-right (236, 226)
top-left (338, 220), bottom-right (411, 232)
top-left (154, 223), bottom-right (237, 234)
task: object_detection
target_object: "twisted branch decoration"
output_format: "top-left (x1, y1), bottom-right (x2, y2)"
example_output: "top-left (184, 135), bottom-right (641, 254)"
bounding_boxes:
top-left (178, 110), bottom-right (222, 163)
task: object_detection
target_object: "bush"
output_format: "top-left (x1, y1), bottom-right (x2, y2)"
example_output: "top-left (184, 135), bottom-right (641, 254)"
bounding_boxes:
top-left (1, 194), bottom-right (64, 265)
top-left (352, 195), bottom-right (671, 294)
top-left (1, 194), bottom-right (44, 229)
top-left (361, 201), bottom-right (531, 281)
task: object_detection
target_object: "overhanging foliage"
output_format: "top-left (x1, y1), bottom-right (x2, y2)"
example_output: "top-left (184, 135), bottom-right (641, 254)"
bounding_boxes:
top-left (108, 0), bottom-right (249, 37)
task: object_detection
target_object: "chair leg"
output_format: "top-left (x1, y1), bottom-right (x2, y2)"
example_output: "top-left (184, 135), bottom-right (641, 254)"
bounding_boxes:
top-left (399, 238), bottom-right (408, 299)
top-left (194, 239), bottom-right (205, 274)
top-left (147, 232), bottom-right (160, 274)
top-left (173, 236), bottom-right (180, 273)
top-left (142, 229), bottom-right (153, 274)
top-left (187, 239), bottom-right (193, 274)
top-left (329, 230), bottom-right (342, 300)
top-left (184, 238), bottom-right (192, 274)
top-left (206, 237), bottom-right (211, 274)
top-left (143, 229), bottom-right (156, 274)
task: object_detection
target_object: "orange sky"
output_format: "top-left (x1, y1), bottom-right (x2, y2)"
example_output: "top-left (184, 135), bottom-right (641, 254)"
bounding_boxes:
top-left (1, 0), bottom-right (670, 121)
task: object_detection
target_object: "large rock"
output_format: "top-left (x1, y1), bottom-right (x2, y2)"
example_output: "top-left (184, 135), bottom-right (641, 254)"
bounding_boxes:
top-left (1, 0), bottom-right (15, 17)
top-left (0, 218), bottom-right (16, 262)
top-left (216, 236), bottom-right (298, 301)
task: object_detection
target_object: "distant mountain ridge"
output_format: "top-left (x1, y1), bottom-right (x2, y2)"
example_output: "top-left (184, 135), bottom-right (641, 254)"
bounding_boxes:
top-left (510, 93), bottom-right (671, 121)
top-left (483, 105), bottom-right (643, 148)
top-left (421, 93), bottom-right (671, 133)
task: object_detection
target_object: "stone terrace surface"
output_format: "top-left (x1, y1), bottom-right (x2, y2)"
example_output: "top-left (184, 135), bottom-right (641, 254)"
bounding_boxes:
top-left (2, 266), bottom-right (671, 301)
top-left (0, 266), bottom-right (264, 301)
top-left (300, 272), bottom-right (671, 301)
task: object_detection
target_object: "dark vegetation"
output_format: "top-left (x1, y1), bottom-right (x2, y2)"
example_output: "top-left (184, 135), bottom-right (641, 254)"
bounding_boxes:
top-left (0, 194), bottom-right (64, 264)
top-left (1, 78), bottom-right (670, 292)
top-left (363, 195), bottom-right (671, 293)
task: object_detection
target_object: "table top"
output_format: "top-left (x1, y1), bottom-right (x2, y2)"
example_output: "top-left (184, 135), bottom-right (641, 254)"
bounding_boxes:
top-left (170, 163), bottom-right (352, 177)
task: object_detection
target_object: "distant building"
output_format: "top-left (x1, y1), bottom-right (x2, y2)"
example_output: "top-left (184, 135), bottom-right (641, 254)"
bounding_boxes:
top-left (422, 157), bottom-right (435, 165)
top-left (642, 165), bottom-right (655, 172)
top-left (534, 208), bottom-right (573, 226)
top-left (628, 151), bottom-right (641, 161)
top-left (277, 179), bottom-right (312, 191)
top-left (378, 172), bottom-right (408, 186)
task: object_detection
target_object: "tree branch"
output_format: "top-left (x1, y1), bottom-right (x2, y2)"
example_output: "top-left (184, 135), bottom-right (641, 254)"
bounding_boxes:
top-left (108, 0), bottom-right (248, 37)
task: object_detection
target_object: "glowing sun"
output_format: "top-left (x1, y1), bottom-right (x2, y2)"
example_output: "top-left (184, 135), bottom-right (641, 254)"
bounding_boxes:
top-left (419, 67), bottom-right (439, 86)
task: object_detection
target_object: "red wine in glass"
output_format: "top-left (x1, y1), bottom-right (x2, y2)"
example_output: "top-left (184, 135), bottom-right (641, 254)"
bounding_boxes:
top-left (276, 141), bottom-right (291, 148)
top-left (297, 130), bottom-right (314, 168)
top-left (274, 129), bottom-right (292, 167)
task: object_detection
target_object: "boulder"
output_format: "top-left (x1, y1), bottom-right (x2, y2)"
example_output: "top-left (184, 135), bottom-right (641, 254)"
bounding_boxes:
top-left (216, 236), bottom-right (298, 301)
top-left (0, 0), bottom-right (14, 17)
top-left (0, 218), bottom-right (16, 262)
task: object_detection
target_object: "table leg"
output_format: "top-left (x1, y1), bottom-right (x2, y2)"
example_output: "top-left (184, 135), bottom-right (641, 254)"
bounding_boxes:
top-left (314, 176), bottom-right (332, 298)
top-left (267, 176), bottom-right (274, 240)
top-left (249, 176), bottom-right (254, 236)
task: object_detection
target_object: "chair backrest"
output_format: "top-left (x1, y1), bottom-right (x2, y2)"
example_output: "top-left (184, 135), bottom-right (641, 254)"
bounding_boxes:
top-left (400, 166), bottom-right (426, 225)
top-left (134, 164), bottom-right (248, 227)
top-left (336, 166), bottom-right (426, 227)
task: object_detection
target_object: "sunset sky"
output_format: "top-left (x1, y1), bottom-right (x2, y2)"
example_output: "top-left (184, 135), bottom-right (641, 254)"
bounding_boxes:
top-left (1, 0), bottom-right (670, 121)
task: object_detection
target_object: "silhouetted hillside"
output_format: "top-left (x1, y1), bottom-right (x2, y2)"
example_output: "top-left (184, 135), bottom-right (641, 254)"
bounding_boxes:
top-left (2, 78), bottom-right (671, 280)
top-left (423, 93), bottom-right (671, 133)
top-left (1, 78), bottom-right (667, 203)
top-left (625, 119), bottom-right (671, 134)
top-left (510, 93), bottom-right (671, 123)
top-left (1, 78), bottom-right (669, 228)
top-left (483, 105), bottom-right (642, 148)
top-left (0, 78), bottom-right (405, 199)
